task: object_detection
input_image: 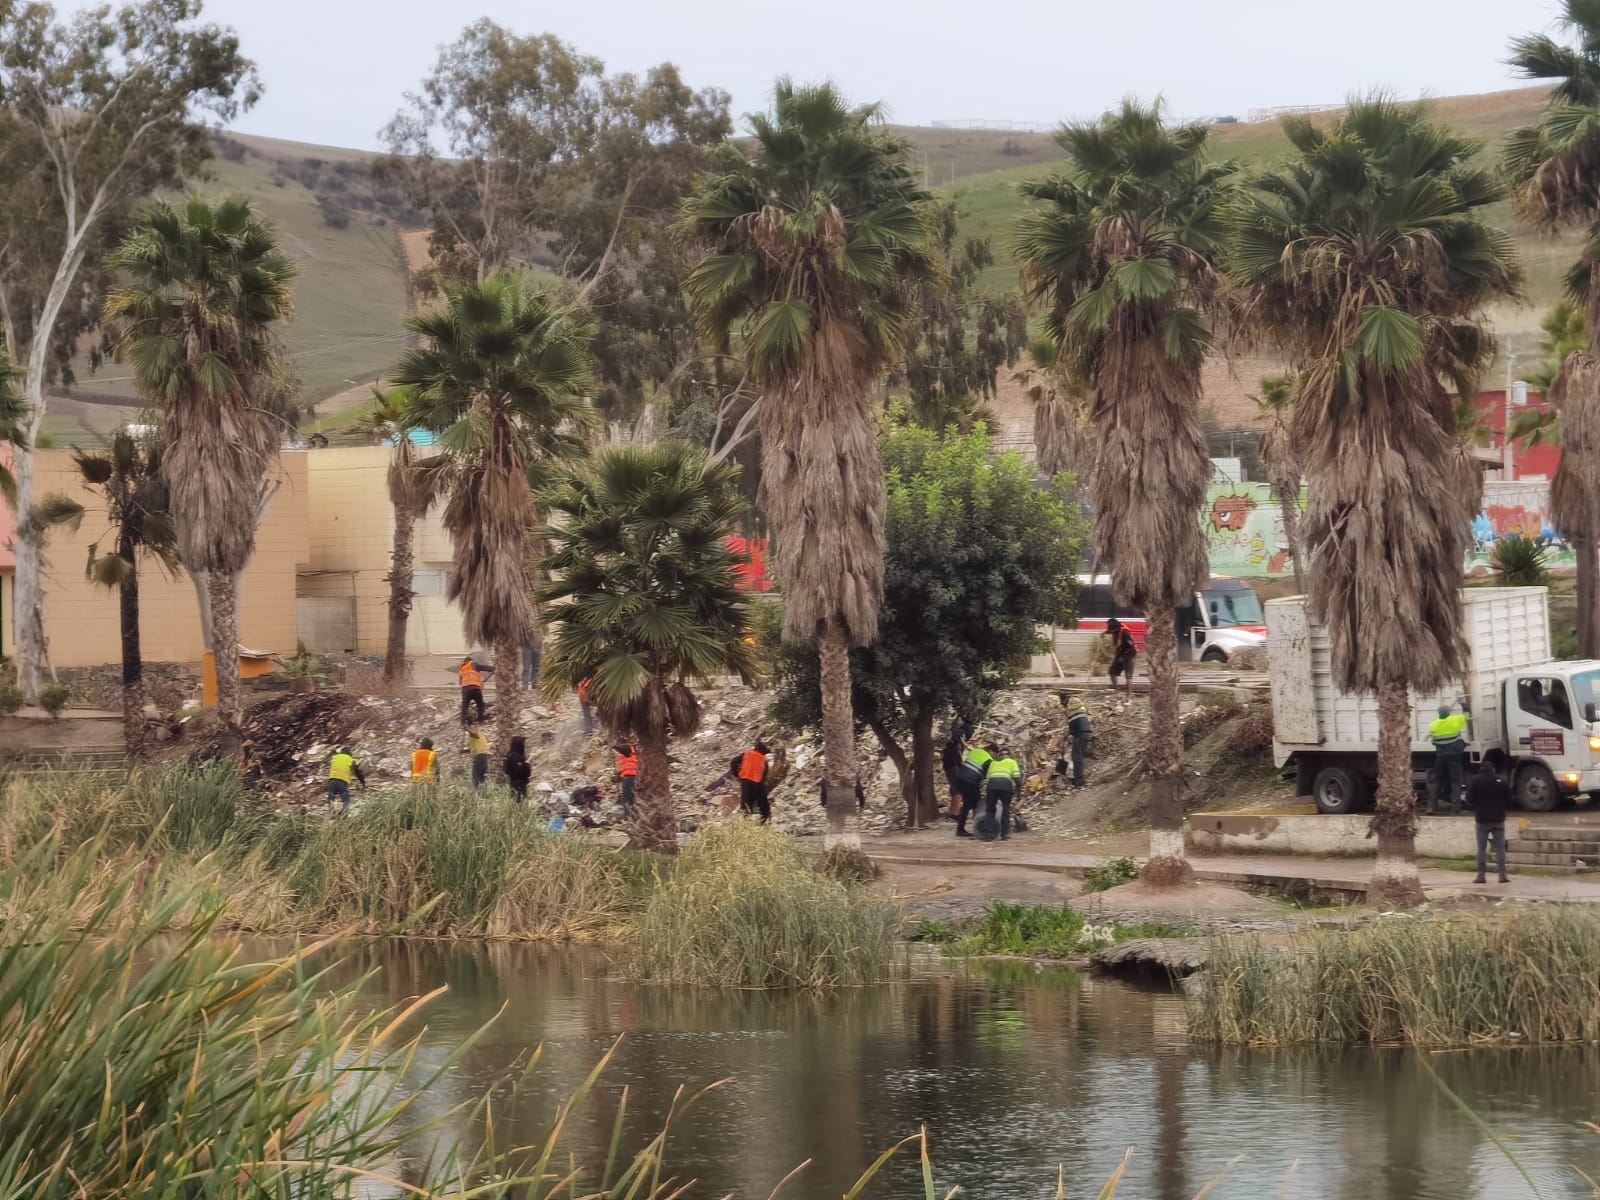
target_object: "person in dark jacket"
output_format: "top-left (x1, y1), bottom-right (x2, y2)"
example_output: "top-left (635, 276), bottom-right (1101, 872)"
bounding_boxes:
top-left (1107, 619), bottom-right (1137, 698)
top-left (1469, 748), bottom-right (1512, 884)
top-left (503, 735), bottom-right (532, 802)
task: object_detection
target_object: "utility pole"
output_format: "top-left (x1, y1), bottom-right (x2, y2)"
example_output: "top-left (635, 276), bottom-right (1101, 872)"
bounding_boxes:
top-left (1503, 348), bottom-right (1520, 481)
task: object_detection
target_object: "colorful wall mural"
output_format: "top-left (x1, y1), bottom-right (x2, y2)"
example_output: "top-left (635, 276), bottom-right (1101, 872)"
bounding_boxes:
top-left (1201, 479), bottom-right (1574, 578)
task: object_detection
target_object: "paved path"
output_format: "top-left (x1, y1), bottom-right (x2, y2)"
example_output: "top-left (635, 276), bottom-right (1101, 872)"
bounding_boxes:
top-left (858, 830), bottom-right (1600, 903)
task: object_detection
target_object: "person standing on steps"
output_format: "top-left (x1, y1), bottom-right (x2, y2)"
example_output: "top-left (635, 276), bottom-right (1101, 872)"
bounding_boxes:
top-left (984, 747), bottom-right (1022, 840)
top-left (503, 735), bottom-right (532, 802)
top-left (1107, 618), bottom-right (1137, 699)
top-left (1427, 701), bottom-right (1470, 815)
top-left (1470, 747), bottom-right (1512, 884)
top-left (410, 737), bottom-right (439, 783)
top-left (1067, 698), bottom-right (1093, 789)
top-left (326, 747), bottom-right (366, 812)
top-left (955, 741), bottom-right (995, 838)
top-left (467, 725), bottom-right (491, 788)
top-left (614, 742), bottom-right (639, 820)
top-left (735, 740), bottom-right (771, 822)
top-left (456, 655), bottom-right (493, 728)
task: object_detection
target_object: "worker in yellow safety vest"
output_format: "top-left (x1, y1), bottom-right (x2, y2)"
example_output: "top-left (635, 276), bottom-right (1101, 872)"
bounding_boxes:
top-left (410, 738), bottom-right (438, 783)
top-left (955, 743), bottom-right (994, 838)
top-left (326, 747), bottom-right (367, 811)
top-left (984, 751), bottom-right (1023, 841)
top-left (1428, 703), bottom-right (1470, 816)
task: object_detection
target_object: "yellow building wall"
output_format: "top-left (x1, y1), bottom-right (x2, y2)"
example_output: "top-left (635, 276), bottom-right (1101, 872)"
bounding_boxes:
top-left (302, 446), bottom-right (468, 657)
top-left (6, 450), bottom-right (310, 667)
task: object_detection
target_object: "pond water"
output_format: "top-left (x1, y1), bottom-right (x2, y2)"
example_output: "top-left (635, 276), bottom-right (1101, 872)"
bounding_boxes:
top-left (317, 941), bottom-right (1600, 1198)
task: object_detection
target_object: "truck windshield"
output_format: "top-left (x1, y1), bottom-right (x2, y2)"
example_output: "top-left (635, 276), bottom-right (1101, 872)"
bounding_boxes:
top-left (1203, 589), bottom-right (1264, 628)
top-left (1570, 670), bottom-right (1600, 723)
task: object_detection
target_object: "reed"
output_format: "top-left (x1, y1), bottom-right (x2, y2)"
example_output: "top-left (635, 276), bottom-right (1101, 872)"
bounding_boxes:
top-left (625, 821), bottom-right (903, 988)
top-left (1191, 907), bottom-right (1600, 1045)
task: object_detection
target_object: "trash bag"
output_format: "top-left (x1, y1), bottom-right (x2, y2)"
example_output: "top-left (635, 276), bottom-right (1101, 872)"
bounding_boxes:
top-left (975, 812), bottom-right (1000, 841)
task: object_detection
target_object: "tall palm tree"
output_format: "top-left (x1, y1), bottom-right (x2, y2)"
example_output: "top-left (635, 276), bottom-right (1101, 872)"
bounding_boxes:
top-left (1507, 4), bottom-right (1600, 654)
top-left (1231, 98), bottom-right (1521, 908)
top-left (105, 196), bottom-right (297, 730)
top-left (540, 442), bottom-right (758, 852)
top-left (346, 386), bottom-right (443, 682)
top-left (1252, 372), bottom-right (1307, 592)
top-left (677, 79), bottom-right (937, 836)
top-left (394, 272), bottom-right (596, 755)
top-left (1015, 100), bottom-right (1234, 884)
top-left (34, 433), bottom-right (177, 755)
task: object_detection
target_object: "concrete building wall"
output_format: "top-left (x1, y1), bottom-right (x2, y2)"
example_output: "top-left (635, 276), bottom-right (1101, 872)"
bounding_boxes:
top-left (2, 449), bottom-right (310, 667)
top-left (301, 446), bottom-right (468, 658)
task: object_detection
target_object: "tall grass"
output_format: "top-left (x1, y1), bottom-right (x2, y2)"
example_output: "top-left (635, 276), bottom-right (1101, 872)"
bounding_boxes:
top-left (626, 822), bottom-right (903, 988)
top-left (1191, 907), bottom-right (1600, 1045)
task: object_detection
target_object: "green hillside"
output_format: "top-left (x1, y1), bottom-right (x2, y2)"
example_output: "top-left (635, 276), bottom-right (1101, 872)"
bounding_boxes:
top-left (44, 86), bottom-right (1576, 445)
top-left (939, 87), bottom-right (1575, 361)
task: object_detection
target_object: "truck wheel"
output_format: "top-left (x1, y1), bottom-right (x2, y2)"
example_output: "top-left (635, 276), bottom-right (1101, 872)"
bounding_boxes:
top-left (1312, 766), bottom-right (1366, 815)
top-left (1200, 647), bottom-right (1228, 664)
top-left (1515, 763), bottom-right (1560, 813)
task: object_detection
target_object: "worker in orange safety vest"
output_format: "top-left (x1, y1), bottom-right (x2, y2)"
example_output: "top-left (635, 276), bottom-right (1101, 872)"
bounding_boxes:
top-left (731, 741), bottom-right (771, 823)
top-left (455, 655), bottom-right (494, 727)
top-left (614, 743), bottom-right (639, 819)
top-left (410, 737), bottom-right (439, 783)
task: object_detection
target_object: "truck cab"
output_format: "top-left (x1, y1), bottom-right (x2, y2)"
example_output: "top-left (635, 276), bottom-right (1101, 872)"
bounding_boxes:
top-left (1177, 577), bottom-right (1267, 664)
top-left (1498, 662), bottom-right (1600, 811)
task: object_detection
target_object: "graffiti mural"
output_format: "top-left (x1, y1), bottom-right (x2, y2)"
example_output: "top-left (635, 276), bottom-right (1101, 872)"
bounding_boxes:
top-left (1201, 479), bottom-right (1574, 578)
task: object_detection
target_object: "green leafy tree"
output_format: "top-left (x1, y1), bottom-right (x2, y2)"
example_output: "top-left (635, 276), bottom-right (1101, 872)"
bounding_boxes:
top-left (540, 442), bottom-right (757, 852)
top-left (0, 0), bottom-right (258, 703)
top-left (767, 420), bottom-right (1085, 826)
top-left (1506, 3), bottom-right (1600, 658)
top-left (678, 79), bottom-right (938, 835)
top-left (395, 272), bottom-right (597, 754)
top-left (34, 434), bottom-right (177, 755)
top-left (1231, 99), bottom-right (1521, 907)
top-left (1015, 99), bottom-right (1233, 884)
top-left (345, 386), bottom-right (442, 682)
top-left (105, 196), bottom-right (297, 730)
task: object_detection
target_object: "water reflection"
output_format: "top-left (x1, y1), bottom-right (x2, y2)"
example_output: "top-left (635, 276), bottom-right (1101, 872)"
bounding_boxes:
top-left (290, 940), bottom-right (1600, 1198)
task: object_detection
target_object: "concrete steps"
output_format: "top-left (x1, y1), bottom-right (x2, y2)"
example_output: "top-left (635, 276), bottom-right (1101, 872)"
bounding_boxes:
top-left (3, 745), bottom-right (128, 775)
top-left (1507, 822), bottom-right (1600, 872)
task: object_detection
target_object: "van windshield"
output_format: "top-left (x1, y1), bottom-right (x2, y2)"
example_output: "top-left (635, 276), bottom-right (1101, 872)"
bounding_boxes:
top-left (1569, 670), bottom-right (1600, 723)
top-left (1203, 589), bottom-right (1264, 628)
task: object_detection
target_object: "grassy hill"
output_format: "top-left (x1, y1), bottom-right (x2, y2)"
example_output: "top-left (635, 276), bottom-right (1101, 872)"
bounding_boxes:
top-left (42, 86), bottom-right (1577, 445)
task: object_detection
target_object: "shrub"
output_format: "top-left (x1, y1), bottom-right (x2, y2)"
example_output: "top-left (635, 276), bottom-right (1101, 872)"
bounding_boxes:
top-left (1228, 707), bottom-right (1276, 756)
top-left (1491, 533), bottom-right (1551, 587)
top-left (910, 918), bottom-right (954, 943)
top-left (625, 822), bottom-right (901, 988)
top-left (1082, 856), bottom-right (1138, 893)
top-left (38, 683), bottom-right (70, 716)
top-left (1192, 908), bottom-right (1600, 1045)
top-left (816, 843), bottom-right (881, 883)
top-left (0, 685), bottom-right (22, 715)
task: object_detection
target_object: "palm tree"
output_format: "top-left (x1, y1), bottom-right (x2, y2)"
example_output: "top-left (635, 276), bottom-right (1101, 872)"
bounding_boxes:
top-left (394, 272), bottom-right (596, 755)
top-left (1231, 98), bottom-right (1521, 907)
top-left (1507, 2), bottom-right (1600, 656)
top-left (346, 386), bottom-right (443, 682)
top-left (34, 434), bottom-right (177, 755)
top-left (539, 442), bottom-right (758, 852)
top-left (677, 79), bottom-right (937, 835)
top-left (1015, 100), bottom-right (1234, 884)
top-left (105, 196), bottom-right (297, 730)
top-left (1252, 372), bottom-right (1307, 592)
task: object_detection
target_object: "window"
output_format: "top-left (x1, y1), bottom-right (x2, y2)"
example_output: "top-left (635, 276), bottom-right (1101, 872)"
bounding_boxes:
top-left (1566, 671), bottom-right (1600, 725)
top-left (411, 570), bottom-right (443, 598)
top-left (1201, 588), bottom-right (1264, 628)
top-left (1518, 676), bottom-right (1574, 730)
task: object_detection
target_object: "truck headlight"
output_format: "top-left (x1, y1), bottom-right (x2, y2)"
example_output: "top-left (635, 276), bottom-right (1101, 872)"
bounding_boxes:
top-left (1568, 772), bottom-right (1582, 784)
top-left (1589, 736), bottom-right (1600, 752)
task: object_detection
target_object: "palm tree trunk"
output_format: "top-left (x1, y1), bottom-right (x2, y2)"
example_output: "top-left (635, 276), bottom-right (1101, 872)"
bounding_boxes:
top-left (494, 636), bottom-right (519, 764)
top-left (1579, 542), bottom-right (1600, 659)
top-left (1276, 487), bottom-right (1306, 593)
top-left (118, 552), bottom-right (144, 759)
top-left (207, 571), bottom-right (242, 729)
top-left (384, 499), bottom-right (416, 681)
top-left (818, 616), bottom-right (859, 840)
top-left (632, 728), bottom-right (678, 854)
top-left (1369, 676), bottom-right (1425, 909)
top-left (1141, 603), bottom-right (1193, 887)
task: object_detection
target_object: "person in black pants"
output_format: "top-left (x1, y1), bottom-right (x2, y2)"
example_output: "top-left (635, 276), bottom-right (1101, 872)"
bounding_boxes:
top-left (1469, 748), bottom-right (1512, 884)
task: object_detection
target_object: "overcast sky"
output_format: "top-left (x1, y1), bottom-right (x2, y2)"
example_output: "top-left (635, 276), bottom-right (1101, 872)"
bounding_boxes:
top-left (149, 0), bottom-right (1568, 148)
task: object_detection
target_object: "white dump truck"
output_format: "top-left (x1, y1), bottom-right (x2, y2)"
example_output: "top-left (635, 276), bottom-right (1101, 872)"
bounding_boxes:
top-left (1266, 587), bottom-right (1600, 814)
